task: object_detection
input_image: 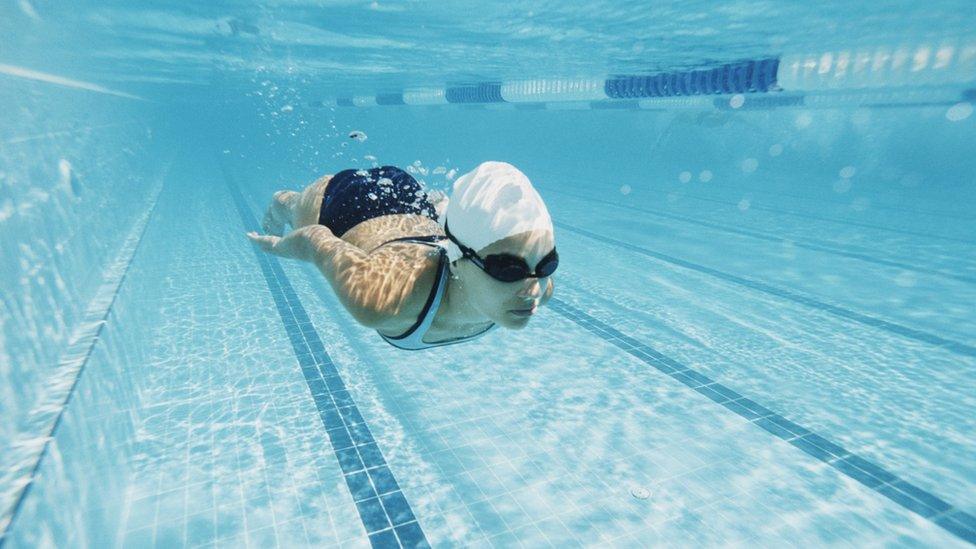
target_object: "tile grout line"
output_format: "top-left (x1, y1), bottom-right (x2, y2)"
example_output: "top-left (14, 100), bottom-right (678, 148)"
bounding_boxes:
top-left (549, 297), bottom-right (976, 545)
top-left (220, 160), bottom-right (430, 549)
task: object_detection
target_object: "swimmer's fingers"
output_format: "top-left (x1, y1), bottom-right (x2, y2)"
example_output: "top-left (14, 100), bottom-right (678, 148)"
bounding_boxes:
top-left (246, 231), bottom-right (280, 253)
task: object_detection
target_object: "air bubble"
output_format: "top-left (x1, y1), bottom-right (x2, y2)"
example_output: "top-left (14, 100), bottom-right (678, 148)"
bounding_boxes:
top-left (699, 170), bottom-right (713, 182)
top-left (678, 171), bottom-right (692, 183)
top-left (839, 166), bottom-right (856, 179)
top-left (946, 102), bottom-right (973, 122)
top-left (741, 158), bottom-right (758, 173)
top-left (620, 185), bottom-right (631, 195)
top-left (768, 144), bottom-right (783, 157)
top-left (729, 94), bottom-right (745, 109)
top-left (737, 199), bottom-right (751, 211)
top-left (630, 486), bottom-right (650, 500)
top-left (349, 130), bottom-right (367, 142)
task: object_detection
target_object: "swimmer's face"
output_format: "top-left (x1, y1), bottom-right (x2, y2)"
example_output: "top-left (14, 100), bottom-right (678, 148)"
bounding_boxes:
top-left (454, 229), bottom-right (555, 329)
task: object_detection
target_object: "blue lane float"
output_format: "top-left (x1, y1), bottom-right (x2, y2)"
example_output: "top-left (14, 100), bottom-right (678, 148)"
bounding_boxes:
top-left (605, 58), bottom-right (780, 98)
top-left (444, 82), bottom-right (504, 103)
top-left (375, 93), bottom-right (405, 105)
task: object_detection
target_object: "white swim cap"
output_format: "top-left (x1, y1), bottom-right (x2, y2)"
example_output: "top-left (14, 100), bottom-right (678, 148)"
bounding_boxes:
top-left (439, 161), bottom-right (553, 262)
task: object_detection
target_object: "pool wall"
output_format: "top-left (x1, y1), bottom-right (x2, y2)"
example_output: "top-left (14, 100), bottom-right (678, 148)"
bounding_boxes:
top-left (0, 79), bottom-right (168, 543)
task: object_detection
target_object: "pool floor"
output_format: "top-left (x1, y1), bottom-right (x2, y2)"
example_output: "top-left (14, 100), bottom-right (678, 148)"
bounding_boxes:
top-left (13, 150), bottom-right (973, 548)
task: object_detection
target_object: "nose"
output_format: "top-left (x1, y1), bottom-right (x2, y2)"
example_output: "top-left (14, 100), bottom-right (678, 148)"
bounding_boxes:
top-left (516, 277), bottom-right (544, 299)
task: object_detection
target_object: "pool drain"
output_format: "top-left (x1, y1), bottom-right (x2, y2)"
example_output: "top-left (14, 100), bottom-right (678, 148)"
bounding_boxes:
top-left (630, 486), bottom-right (650, 500)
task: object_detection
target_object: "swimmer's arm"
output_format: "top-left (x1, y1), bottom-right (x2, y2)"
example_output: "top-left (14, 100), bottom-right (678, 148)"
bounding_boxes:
top-left (246, 225), bottom-right (351, 263)
top-left (246, 226), bottom-right (408, 327)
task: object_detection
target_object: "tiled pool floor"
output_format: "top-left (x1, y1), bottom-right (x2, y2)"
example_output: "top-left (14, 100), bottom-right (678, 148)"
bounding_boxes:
top-left (47, 155), bottom-right (971, 547)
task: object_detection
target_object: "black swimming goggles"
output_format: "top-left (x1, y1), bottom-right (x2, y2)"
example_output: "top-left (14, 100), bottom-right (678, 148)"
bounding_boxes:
top-left (444, 221), bottom-right (559, 283)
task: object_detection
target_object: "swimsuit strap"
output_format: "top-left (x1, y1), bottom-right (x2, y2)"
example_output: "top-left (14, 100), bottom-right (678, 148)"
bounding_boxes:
top-left (368, 234), bottom-right (446, 253)
top-left (378, 239), bottom-right (450, 346)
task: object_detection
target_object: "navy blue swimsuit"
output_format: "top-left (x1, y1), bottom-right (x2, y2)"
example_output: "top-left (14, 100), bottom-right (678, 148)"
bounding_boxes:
top-left (318, 166), bottom-right (438, 236)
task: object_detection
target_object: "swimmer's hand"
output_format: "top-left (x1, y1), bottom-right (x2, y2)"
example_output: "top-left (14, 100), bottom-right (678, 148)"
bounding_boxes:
top-left (246, 225), bottom-right (339, 261)
top-left (247, 231), bottom-right (281, 253)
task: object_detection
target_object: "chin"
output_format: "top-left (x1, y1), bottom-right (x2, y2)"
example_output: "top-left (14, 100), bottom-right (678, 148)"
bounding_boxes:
top-left (497, 312), bottom-right (533, 329)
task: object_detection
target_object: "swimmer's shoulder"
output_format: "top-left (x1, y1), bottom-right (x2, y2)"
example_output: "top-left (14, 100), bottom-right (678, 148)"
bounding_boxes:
top-left (370, 241), bottom-right (443, 335)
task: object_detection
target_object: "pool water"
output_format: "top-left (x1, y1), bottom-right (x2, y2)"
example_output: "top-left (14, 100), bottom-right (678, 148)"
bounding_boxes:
top-left (1, 2), bottom-right (974, 548)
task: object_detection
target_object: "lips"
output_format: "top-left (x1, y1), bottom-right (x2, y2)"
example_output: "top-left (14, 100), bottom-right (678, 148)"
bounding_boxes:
top-left (509, 305), bottom-right (537, 317)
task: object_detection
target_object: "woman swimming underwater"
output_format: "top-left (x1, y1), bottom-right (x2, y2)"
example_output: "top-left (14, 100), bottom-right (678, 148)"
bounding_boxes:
top-left (247, 161), bottom-right (557, 350)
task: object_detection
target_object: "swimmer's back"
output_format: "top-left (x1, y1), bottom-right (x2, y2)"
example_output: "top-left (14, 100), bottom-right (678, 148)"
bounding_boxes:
top-left (289, 173), bottom-right (448, 336)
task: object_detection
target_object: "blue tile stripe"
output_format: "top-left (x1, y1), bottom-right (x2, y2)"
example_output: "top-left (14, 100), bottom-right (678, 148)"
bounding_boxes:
top-left (221, 165), bottom-right (430, 549)
top-left (556, 221), bottom-right (976, 359)
top-left (548, 298), bottom-right (976, 545)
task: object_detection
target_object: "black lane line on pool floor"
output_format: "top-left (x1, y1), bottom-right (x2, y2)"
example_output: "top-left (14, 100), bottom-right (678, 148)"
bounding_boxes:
top-left (222, 165), bottom-right (430, 549)
top-left (556, 221), bottom-right (976, 359)
top-left (549, 298), bottom-right (976, 544)
top-left (538, 185), bottom-right (976, 285)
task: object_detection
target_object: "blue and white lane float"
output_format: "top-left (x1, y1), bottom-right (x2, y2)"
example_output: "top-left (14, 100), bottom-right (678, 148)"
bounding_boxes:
top-left (320, 40), bottom-right (975, 110)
